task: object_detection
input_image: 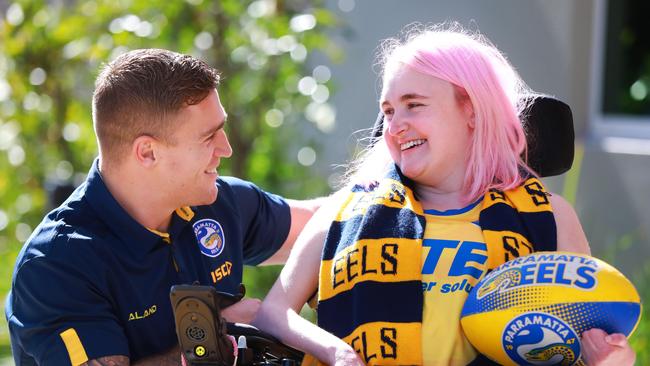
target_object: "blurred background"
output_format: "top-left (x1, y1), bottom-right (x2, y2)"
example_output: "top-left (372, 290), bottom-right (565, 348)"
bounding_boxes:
top-left (0, 0), bottom-right (648, 363)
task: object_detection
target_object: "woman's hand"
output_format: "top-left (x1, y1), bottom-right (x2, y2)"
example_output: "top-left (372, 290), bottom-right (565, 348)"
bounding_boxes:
top-left (330, 345), bottom-right (365, 366)
top-left (581, 328), bottom-right (636, 366)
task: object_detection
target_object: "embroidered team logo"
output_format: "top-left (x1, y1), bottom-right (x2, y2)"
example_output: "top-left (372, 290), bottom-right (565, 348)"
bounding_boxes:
top-left (193, 219), bottom-right (226, 257)
top-left (502, 312), bottom-right (581, 365)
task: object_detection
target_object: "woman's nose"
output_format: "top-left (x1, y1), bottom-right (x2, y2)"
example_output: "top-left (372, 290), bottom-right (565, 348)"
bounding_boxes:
top-left (386, 112), bottom-right (407, 136)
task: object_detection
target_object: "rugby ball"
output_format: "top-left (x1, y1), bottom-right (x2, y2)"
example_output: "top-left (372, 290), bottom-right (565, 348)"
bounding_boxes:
top-left (460, 252), bottom-right (641, 366)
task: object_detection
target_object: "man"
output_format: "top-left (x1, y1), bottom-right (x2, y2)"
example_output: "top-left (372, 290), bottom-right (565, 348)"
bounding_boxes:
top-left (5, 49), bottom-right (321, 365)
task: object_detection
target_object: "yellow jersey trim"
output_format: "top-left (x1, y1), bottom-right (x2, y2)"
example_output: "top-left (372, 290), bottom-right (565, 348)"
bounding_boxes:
top-left (147, 228), bottom-right (171, 244)
top-left (60, 328), bottom-right (89, 366)
top-left (175, 206), bottom-right (195, 221)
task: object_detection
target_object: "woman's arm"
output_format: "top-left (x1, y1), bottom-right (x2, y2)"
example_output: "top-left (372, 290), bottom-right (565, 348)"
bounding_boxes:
top-left (550, 193), bottom-right (636, 366)
top-left (550, 193), bottom-right (590, 254)
top-left (252, 193), bottom-right (363, 366)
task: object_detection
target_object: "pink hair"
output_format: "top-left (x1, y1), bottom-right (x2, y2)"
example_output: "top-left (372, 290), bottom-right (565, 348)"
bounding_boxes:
top-left (347, 24), bottom-right (537, 203)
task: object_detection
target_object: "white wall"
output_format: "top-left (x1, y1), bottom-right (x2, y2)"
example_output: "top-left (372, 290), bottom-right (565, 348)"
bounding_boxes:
top-left (318, 0), bottom-right (580, 174)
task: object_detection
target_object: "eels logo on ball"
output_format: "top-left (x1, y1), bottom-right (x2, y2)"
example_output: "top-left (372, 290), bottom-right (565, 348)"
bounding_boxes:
top-left (502, 312), bottom-right (581, 366)
top-left (193, 219), bottom-right (226, 257)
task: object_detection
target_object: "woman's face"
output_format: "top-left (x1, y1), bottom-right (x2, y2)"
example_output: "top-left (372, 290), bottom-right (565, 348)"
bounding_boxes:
top-left (380, 65), bottom-right (474, 191)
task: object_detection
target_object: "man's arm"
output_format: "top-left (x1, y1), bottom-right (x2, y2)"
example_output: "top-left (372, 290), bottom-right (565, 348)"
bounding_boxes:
top-left (260, 197), bottom-right (326, 265)
top-left (83, 346), bottom-right (182, 366)
top-left (83, 356), bottom-right (130, 366)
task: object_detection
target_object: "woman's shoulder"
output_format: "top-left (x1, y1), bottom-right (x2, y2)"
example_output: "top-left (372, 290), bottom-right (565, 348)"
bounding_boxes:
top-left (549, 193), bottom-right (591, 255)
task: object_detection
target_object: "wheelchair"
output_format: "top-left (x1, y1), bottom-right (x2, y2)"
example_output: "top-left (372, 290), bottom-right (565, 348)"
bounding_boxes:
top-left (171, 96), bottom-right (575, 366)
top-left (171, 284), bottom-right (305, 365)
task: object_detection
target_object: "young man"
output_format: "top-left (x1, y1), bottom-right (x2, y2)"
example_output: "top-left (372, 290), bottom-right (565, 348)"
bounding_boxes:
top-left (5, 49), bottom-right (321, 365)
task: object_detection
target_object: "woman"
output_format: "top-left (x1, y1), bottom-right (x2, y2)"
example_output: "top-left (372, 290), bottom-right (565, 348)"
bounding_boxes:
top-left (252, 25), bottom-right (635, 365)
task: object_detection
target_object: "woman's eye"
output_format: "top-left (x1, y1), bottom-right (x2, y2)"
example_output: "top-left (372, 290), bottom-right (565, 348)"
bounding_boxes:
top-left (383, 108), bottom-right (394, 116)
top-left (407, 103), bottom-right (423, 109)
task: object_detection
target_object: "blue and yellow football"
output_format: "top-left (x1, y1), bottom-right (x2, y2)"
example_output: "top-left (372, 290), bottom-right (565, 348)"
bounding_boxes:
top-left (460, 252), bottom-right (641, 366)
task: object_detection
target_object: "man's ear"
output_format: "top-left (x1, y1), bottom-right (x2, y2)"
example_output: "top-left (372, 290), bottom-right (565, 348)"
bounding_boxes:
top-left (132, 135), bottom-right (158, 167)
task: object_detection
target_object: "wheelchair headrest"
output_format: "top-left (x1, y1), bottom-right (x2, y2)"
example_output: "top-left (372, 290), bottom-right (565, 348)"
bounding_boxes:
top-left (370, 96), bottom-right (574, 177)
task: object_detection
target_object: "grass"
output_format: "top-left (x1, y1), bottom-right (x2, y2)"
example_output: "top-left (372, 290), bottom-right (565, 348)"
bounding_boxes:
top-left (0, 250), bottom-right (14, 363)
top-left (630, 312), bottom-right (649, 363)
top-left (1, 294), bottom-right (12, 363)
top-left (628, 267), bottom-right (650, 362)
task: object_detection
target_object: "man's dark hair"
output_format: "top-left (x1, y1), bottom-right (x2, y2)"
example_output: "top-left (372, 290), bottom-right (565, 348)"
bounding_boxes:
top-left (92, 48), bottom-right (220, 162)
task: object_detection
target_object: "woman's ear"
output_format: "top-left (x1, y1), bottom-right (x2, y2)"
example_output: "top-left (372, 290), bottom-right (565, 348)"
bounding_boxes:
top-left (467, 112), bottom-right (476, 129)
top-left (455, 86), bottom-right (475, 129)
top-left (462, 96), bottom-right (476, 129)
top-left (132, 135), bottom-right (157, 167)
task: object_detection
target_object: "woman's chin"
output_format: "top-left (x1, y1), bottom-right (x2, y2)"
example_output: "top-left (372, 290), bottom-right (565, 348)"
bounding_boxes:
top-left (398, 165), bottom-right (426, 184)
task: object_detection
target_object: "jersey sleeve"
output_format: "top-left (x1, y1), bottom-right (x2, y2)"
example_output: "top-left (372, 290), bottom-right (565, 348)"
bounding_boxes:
top-left (220, 177), bottom-right (291, 265)
top-left (7, 255), bottom-right (130, 365)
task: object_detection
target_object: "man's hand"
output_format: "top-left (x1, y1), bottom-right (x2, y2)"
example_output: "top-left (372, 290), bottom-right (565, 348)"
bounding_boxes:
top-left (582, 328), bottom-right (636, 366)
top-left (221, 297), bottom-right (261, 323)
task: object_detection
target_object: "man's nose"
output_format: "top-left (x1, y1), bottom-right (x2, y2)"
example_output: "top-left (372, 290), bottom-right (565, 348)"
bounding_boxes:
top-left (215, 130), bottom-right (233, 158)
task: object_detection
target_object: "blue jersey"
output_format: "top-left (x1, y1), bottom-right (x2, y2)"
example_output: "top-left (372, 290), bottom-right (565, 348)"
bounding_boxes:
top-left (5, 159), bottom-right (291, 365)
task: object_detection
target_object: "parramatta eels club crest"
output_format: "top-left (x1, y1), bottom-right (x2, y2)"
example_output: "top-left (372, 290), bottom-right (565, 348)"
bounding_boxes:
top-left (193, 219), bottom-right (226, 257)
top-left (502, 312), bottom-right (581, 365)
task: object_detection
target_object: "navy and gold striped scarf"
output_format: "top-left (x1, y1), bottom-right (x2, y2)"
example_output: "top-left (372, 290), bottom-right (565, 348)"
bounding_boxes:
top-left (317, 165), bottom-right (556, 365)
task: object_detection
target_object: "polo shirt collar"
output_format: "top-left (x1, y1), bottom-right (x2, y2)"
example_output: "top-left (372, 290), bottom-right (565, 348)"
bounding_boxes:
top-left (84, 158), bottom-right (193, 256)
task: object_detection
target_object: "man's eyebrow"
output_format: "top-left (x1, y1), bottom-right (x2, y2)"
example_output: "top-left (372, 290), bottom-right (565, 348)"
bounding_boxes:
top-left (201, 116), bottom-right (227, 138)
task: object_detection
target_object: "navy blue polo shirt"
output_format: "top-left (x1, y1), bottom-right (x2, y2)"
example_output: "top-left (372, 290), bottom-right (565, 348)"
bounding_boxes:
top-left (5, 159), bottom-right (291, 365)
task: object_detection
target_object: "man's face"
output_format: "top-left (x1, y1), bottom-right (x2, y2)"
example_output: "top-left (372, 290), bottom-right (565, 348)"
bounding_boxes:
top-left (156, 89), bottom-right (232, 207)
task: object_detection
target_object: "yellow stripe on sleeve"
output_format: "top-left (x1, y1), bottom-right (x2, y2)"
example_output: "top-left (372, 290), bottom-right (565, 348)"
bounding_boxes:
top-left (60, 328), bottom-right (89, 366)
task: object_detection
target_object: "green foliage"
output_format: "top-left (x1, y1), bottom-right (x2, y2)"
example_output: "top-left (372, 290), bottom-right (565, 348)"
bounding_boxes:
top-left (629, 293), bottom-right (650, 363)
top-left (0, 0), bottom-right (339, 353)
top-left (600, 232), bottom-right (650, 361)
top-left (625, 256), bottom-right (650, 362)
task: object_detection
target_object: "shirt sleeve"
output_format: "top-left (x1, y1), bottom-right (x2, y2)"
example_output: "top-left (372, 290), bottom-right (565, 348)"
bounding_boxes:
top-left (220, 177), bottom-right (291, 265)
top-left (7, 255), bottom-right (130, 365)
